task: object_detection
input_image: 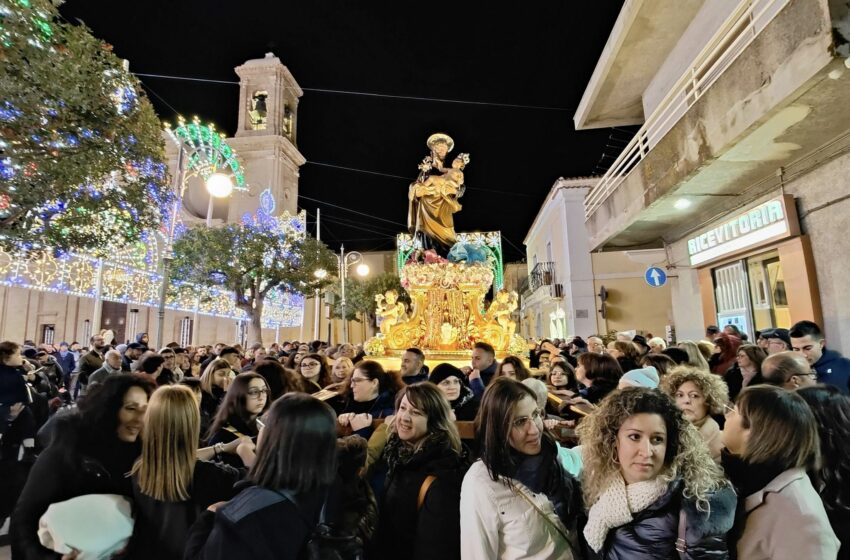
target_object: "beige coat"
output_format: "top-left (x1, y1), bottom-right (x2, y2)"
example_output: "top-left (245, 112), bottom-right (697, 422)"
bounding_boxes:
top-left (737, 468), bottom-right (839, 560)
top-left (696, 416), bottom-right (723, 462)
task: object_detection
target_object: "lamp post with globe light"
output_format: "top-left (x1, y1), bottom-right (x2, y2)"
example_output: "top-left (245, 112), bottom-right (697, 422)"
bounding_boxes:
top-left (313, 244), bottom-right (369, 343)
top-left (156, 120), bottom-right (239, 349)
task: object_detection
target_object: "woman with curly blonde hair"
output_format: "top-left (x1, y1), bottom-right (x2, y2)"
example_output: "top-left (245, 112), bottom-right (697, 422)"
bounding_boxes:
top-left (678, 341), bottom-right (711, 371)
top-left (661, 366), bottom-right (729, 461)
top-left (577, 388), bottom-right (736, 559)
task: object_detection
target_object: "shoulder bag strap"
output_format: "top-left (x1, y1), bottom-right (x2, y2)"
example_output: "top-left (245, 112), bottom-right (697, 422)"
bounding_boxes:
top-left (676, 507), bottom-right (687, 559)
top-left (417, 475), bottom-right (436, 510)
top-left (511, 482), bottom-right (577, 557)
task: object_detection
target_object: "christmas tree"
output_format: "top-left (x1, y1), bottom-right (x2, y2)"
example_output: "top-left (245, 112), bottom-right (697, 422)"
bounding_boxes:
top-left (0, 0), bottom-right (171, 253)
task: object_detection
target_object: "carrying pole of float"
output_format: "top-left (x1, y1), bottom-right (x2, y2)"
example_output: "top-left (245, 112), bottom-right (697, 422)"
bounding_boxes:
top-left (313, 208), bottom-right (322, 341)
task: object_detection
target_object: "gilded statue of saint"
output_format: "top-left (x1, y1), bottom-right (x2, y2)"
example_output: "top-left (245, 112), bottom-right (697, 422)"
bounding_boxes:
top-left (408, 133), bottom-right (469, 253)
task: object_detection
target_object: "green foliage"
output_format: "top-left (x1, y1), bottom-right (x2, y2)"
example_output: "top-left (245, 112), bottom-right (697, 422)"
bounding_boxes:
top-left (330, 271), bottom-right (409, 323)
top-left (170, 225), bottom-right (337, 306)
top-left (0, 0), bottom-right (170, 253)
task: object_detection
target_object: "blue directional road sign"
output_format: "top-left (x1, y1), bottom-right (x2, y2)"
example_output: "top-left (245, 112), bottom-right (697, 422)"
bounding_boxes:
top-left (644, 266), bottom-right (667, 287)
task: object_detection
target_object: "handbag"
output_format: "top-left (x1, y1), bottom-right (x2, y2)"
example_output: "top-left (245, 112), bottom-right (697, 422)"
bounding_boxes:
top-left (511, 482), bottom-right (579, 557)
top-left (272, 489), bottom-right (362, 560)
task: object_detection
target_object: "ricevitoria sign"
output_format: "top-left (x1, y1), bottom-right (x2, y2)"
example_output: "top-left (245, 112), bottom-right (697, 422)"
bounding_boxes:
top-left (687, 196), bottom-right (800, 266)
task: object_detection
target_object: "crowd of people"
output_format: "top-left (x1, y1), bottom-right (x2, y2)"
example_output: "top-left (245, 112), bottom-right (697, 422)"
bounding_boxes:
top-left (0, 318), bottom-right (849, 559)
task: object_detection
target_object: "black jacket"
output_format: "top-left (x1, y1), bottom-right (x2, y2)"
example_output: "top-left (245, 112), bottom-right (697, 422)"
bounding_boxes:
top-left (373, 437), bottom-right (468, 560)
top-left (184, 483), bottom-right (325, 560)
top-left (585, 480), bottom-right (737, 560)
top-left (10, 415), bottom-right (140, 559)
top-left (723, 364), bottom-right (763, 403)
top-left (450, 387), bottom-right (479, 421)
top-left (128, 460), bottom-right (244, 560)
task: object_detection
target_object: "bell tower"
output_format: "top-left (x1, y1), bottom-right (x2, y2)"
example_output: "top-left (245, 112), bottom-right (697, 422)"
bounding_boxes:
top-left (229, 53), bottom-right (305, 215)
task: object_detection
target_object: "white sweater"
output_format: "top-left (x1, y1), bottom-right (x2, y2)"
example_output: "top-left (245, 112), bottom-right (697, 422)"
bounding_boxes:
top-left (460, 460), bottom-right (574, 560)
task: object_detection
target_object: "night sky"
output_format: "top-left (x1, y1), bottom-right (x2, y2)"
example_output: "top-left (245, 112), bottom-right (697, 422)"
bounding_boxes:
top-left (59, 1), bottom-right (627, 261)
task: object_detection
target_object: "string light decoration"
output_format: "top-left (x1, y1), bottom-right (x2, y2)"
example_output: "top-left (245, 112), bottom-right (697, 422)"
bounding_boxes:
top-left (164, 116), bottom-right (248, 190)
top-left (170, 204), bottom-right (335, 342)
top-left (0, 0), bottom-right (171, 253)
top-left (0, 240), bottom-right (305, 328)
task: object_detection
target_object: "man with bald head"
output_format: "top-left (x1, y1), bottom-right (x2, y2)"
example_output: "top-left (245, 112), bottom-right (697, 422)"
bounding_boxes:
top-left (762, 351), bottom-right (817, 390)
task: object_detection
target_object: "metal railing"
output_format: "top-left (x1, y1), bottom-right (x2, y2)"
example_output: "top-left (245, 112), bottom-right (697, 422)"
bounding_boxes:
top-left (585, 0), bottom-right (791, 220)
top-left (523, 261), bottom-right (558, 296)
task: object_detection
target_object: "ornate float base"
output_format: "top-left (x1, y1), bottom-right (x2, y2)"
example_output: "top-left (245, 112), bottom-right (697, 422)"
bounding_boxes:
top-left (365, 261), bottom-right (526, 359)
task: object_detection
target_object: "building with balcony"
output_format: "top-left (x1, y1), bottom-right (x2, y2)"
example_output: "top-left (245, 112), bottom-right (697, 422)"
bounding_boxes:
top-left (520, 178), bottom-right (674, 341)
top-left (575, 0), bottom-right (850, 349)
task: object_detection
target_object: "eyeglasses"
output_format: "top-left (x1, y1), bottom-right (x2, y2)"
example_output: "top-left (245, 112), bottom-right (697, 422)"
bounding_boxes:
top-left (247, 388), bottom-right (269, 399)
top-left (301, 362), bottom-right (321, 368)
top-left (798, 370), bottom-right (818, 380)
top-left (350, 377), bottom-right (371, 385)
top-left (767, 340), bottom-right (787, 347)
top-left (511, 409), bottom-right (542, 431)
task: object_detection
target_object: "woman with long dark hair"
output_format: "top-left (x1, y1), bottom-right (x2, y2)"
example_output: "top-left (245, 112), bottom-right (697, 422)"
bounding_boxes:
top-left (372, 383), bottom-right (468, 559)
top-left (461, 377), bottom-right (583, 559)
top-left (296, 352), bottom-right (332, 392)
top-left (797, 386), bottom-right (850, 558)
top-left (724, 344), bottom-right (767, 402)
top-left (11, 375), bottom-right (153, 558)
top-left (723, 385), bottom-right (839, 558)
top-left (206, 373), bottom-right (269, 466)
top-left (185, 394), bottom-right (339, 559)
top-left (129, 385), bottom-right (247, 559)
top-left (496, 355), bottom-right (531, 381)
top-left (252, 360), bottom-right (305, 400)
top-left (338, 360), bottom-right (400, 439)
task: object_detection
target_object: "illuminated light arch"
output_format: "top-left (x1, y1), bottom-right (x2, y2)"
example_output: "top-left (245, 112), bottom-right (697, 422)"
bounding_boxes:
top-left (164, 116), bottom-right (247, 190)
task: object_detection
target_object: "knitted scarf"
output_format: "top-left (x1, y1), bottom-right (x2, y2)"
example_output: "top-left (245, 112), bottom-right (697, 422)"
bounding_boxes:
top-left (584, 475), bottom-right (669, 552)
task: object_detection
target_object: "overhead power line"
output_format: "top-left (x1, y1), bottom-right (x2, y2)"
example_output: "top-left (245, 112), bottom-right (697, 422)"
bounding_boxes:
top-left (132, 72), bottom-right (573, 111)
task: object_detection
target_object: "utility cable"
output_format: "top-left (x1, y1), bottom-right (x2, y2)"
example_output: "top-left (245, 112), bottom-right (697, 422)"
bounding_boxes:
top-left (132, 72), bottom-right (573, 111)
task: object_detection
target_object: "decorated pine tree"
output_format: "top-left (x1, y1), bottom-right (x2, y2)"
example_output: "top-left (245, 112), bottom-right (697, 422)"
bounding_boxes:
top-left (0, 0), bottom-right (170, 253)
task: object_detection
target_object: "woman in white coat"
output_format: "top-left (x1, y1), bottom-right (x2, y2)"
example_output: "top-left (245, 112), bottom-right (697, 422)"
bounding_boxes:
top-left (460, 377), bottom-right (583, 559)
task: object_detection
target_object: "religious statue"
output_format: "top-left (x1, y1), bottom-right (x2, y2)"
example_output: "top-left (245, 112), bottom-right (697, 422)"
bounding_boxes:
top-left (486, 290), bottom-right (519, 338)
top-left (375, 290), bottom-right (407, 336)
top-left (407, 133), bottom-right (469, 253)
top-left (249, 91), bottom-right (268, 130)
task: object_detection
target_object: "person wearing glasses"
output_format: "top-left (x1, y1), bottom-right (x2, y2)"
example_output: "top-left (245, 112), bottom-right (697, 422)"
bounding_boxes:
top-left (763, 328), bottom-right (792, 355)
top-left (338, 360), bottom-right (400, 439)
top-left (724, 344), bottom-right (767, 402)
top-left (206, 373), bottom-right (269, 467)
top-left (722, 386), bottom-right (839, 558)
top-left (460, 377), bottom-right (583, 559)
top-left (761, 351), bottom-right (817, 390)
top-left (660, 366), bottom-right (730, 462)
top-left (185, 394), bottom-right (339, 559)
top-left (297, 353), bottom-right (332, 393)
top-left (578, 388), bottom-right (735, 559)
top-left (429, 363), bottom-right (478, 421)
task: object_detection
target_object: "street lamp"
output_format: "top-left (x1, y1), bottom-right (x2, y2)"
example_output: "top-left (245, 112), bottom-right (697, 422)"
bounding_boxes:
top-left (339, 244), bottom-right (369, 343)
top-left (156, 148), bottom-right (236, 349)
top-left (205, 172), bottom-right (234, 227)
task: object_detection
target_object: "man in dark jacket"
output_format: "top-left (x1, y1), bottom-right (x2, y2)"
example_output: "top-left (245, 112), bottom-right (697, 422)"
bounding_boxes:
top-left (55, 342), bottom-right (75, 389)
top-left (463, 342), bottom-right (499, 398)
top-left (121, 342), bottom-right (145, 373)
top-left (77, 334), bottom-right (108, 397)
top-left (399, 347), bottom-right (429, 385)
top-left (790, 320), bottom-right (850, 395)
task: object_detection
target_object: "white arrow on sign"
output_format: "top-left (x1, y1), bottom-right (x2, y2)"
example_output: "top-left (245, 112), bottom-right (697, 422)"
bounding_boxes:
top-left (650, 268), bottom-right (661, 286)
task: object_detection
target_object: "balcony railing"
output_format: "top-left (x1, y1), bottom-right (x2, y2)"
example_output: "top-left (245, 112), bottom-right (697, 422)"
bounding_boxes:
top-left (519, 261), bottom-right (561, 297)
top-left (585, 0), bottom-right (791, 220)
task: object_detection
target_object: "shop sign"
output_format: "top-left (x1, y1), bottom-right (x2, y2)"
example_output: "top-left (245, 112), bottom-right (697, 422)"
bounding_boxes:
top-left (687, 196), bottom-right (799, 266)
